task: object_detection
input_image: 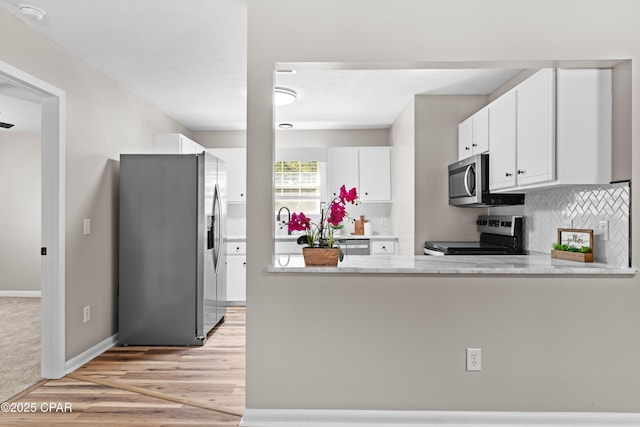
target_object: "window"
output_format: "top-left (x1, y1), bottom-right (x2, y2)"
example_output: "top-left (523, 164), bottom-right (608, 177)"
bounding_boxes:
top-left (274, 160), bottom-right (322, 214)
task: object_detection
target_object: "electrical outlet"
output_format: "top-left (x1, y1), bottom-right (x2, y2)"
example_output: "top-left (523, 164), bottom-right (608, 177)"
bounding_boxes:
top-left (466, 348), bottom-right (481, 371)
top-left (379, 218), bottom-right (388, 226)
top-left (83, 305), bottom-right (90, 323)
top-left (598, 220), bottom-right (609, 241)
top-left (564, 219), bottom-right (573, 229)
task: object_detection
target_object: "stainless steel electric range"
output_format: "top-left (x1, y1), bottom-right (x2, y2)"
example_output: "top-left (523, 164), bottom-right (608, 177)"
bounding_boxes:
top-left (424, 215), bottom-right (524, 256)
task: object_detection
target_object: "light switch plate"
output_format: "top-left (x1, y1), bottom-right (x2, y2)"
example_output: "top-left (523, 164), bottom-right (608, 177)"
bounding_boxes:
top-left (83, 218), bottom-right (91, 235)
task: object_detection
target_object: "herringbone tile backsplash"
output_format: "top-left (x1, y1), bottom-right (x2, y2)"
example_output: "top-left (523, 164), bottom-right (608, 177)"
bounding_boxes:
top-left (490, 182), bottom-right (630, 267)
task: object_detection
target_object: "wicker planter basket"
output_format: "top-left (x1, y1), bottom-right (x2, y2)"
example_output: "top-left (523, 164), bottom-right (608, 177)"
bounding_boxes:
top-left (302, 247), bottom-right (340, 266)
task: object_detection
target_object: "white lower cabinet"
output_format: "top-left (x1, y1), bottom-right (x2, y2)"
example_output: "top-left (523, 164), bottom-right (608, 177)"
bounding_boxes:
top-left (371, 240), bottom-right (396, 255)
top-left (225, 242), bottom-right (246, 305)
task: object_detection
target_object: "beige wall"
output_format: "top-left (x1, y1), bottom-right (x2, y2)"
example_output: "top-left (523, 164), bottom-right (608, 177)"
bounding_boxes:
top-left (414, 95), bottom-right (489, 253)
top-left (193, 130), bottom-right (245, 148)
top-left (276, 128), bottom-right (390, 148)
top-left (389, 100), bottom-right (415, 255)
top-left (0, 10), bottom-right (191, 359)
top-left (0, 132), bottom-right (40, 292)
top-left (194, 128), bottom-right (390, 149)
top-left (612, 61), bottom-right (632, 182)
top-left (247, 0), bottom-right (639, 413)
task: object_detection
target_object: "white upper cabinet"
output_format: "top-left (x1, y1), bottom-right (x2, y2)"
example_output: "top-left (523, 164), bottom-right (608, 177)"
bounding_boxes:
top-left (458, 106), bottom-right (489, 160)
top-left (327, 147), bottom-right (392, 202)
top-left (359, 147), bottom-right (392, 202)
top-left (487, 68), bottom-right (611, 192)
top-left (472, 107), bottom-right (490, 154)
top-left (153, 133), bottom-right (205, 154)
top-left (207, 148), bottom-right (246, 203)
top-left (555, 68), bottom-right (612, 186)
top-left (458, 116), bottom-right (473, 159)
top-left (515, 68), bottom-right (556, 187)
top-left (489, 90), bottom-right (517, 191)
top-left (327, 148), bottom-right (359, 198)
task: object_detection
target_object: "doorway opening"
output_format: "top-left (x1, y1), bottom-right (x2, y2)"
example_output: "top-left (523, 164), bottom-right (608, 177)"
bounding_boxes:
top-left (0, 60), bottom-right (66, 379)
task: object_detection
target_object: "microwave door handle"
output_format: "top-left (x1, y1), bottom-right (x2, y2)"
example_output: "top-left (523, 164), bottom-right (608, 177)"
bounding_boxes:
top-left (463, 164), bottom-right (474, 196)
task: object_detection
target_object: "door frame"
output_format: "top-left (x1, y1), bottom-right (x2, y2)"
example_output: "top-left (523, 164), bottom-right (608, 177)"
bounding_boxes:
top-left (0, 60), bottom-right (66, 379)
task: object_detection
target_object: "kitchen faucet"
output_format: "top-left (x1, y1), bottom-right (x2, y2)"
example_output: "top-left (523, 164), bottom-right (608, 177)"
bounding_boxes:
top-left (276, 206), bottom-right (291, 235)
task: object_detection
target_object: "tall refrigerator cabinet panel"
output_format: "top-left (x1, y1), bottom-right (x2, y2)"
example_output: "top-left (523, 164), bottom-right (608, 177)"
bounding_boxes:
top-left (119, 153), bottom-right (226, 346)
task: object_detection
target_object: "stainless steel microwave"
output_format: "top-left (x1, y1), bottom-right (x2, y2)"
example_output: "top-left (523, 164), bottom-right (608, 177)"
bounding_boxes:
top-left (448, 153), bottom-right (524, 207)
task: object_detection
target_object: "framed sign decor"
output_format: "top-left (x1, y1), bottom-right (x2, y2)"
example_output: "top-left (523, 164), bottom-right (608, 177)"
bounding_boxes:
top-left (551, 228), bottom-right (594, 263)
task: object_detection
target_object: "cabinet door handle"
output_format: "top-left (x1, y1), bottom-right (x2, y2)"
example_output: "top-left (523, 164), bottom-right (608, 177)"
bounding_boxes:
top-left (472, 143), bottom-right (477, 147)
top-left (505, 172), bottom-right (512, 177)
top-left (382, 246), bottom-right (386, 250)
top-left (517, 170), bottom-right (525, 175)
top-left (364, 192), bottom-right (369, 196)
top-left (465, 146), bottom-right (470, 151)
top-left (242, 262), bottom-right (246, 267)
top-left (240, 193), bottom-right (244, 197)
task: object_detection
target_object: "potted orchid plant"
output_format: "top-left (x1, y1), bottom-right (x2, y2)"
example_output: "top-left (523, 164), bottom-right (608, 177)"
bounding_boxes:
top-left (287, 185), bottom-right (358, 265)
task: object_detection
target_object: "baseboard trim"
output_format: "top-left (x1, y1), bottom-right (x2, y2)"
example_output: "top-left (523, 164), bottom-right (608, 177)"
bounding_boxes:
top-left (240, 409), bottom-right (640, 426)
top-left (0, 291), bottom-right (41, 297)
top-left (65, 333), bottom-right (118, 374)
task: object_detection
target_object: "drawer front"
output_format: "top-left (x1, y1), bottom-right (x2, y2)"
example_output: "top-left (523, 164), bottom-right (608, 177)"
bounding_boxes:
top-left (275, 241), bottom-right (301, 254)
top-left (226, 241), bottom-right (246, 255)
top-left (371, 240), bottom-right (396, 255)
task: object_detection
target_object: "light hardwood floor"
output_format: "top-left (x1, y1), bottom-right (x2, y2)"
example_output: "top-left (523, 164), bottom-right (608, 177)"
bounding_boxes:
top-left (0, 307), bottom-right (245, 426)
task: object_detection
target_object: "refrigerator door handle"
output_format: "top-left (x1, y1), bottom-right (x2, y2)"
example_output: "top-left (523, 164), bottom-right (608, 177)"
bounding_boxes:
top-left (206, 215), bottom-right (214, 250)
top-left (212, 183), bottom-right (222, 271)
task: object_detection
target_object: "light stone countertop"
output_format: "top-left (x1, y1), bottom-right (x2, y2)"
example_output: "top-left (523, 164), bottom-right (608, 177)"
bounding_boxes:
top-left (226, 234), bottom-right (398, 242)
top-left (268, 253), bottom-right (636, 275)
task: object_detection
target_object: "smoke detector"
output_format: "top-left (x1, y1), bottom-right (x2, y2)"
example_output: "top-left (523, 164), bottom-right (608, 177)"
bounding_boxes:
top-left (19, 3), bottom-right (46, 21)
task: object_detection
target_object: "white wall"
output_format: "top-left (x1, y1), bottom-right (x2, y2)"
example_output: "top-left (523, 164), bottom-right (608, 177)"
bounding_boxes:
top-left (246, 0), bottom-right (639, 413)
top-left (390, 100), bottom-right (415, 255)
top-left (0, 10), bottom-right (191, 360)
top-left (0, 132), bottom-right (40, 291)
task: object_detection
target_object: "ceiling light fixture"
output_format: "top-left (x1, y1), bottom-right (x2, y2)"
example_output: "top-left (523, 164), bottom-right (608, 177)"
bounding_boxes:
top-left (278, 123), bottom-right (293, 129)
top-left (274, 87), bottom-right (297, 106)
top-left (19, 3), bottom-right (46, 21)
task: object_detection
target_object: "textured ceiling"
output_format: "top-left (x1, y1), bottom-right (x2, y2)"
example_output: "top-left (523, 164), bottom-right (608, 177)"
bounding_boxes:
top-left (0, 0), bottom-right (523, 131)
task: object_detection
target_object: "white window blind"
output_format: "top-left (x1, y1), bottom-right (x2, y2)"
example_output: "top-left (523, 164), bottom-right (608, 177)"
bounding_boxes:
top-left (274, 160), bottom-right (322, 215)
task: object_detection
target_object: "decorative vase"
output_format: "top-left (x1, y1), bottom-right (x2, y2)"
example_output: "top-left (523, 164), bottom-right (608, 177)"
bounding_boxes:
top-left (302, 247), bottom-right (340, 266)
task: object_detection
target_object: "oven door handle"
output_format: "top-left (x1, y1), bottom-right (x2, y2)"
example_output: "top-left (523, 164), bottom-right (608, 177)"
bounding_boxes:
top-left (463, 164), bottom-right (475, 197)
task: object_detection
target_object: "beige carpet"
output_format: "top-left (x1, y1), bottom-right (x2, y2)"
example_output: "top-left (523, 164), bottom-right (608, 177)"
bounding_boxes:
top-left (0, 297), bottom-right (41, 403)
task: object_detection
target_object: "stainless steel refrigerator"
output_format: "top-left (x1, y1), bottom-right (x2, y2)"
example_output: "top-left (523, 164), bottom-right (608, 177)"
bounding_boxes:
top-left (118, 152), bottom-right (226, 346)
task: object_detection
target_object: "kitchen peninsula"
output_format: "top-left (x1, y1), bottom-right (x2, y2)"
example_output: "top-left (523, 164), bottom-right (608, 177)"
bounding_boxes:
top-left (268, 253), bottom-right (635, 275)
